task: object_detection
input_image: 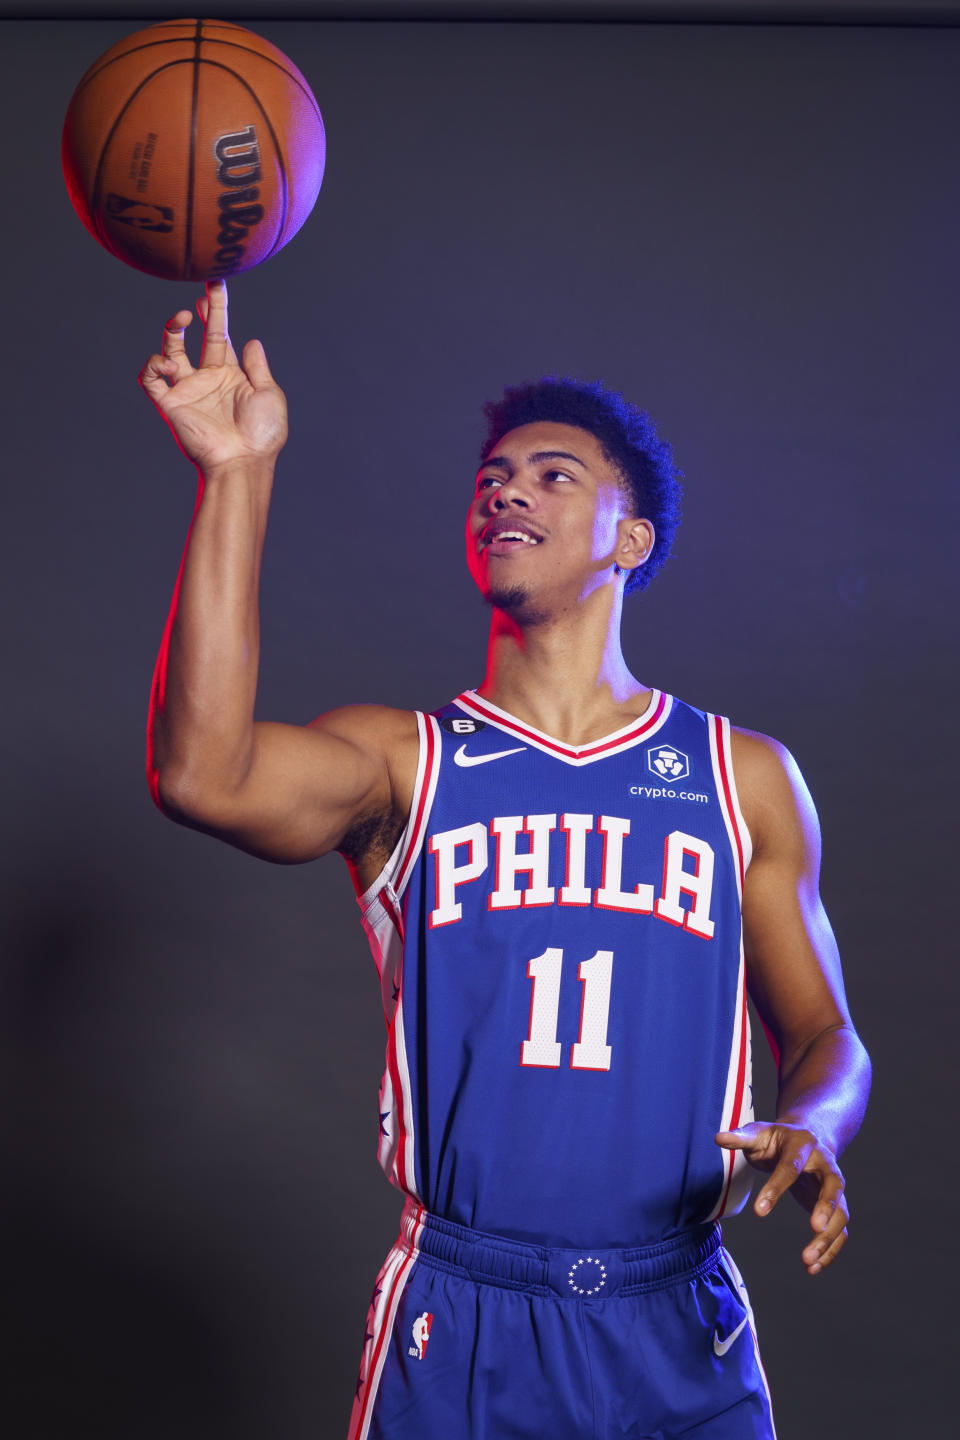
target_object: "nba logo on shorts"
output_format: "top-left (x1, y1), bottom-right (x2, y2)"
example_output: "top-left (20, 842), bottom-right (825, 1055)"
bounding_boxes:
top-left (408, 1311), bottom-right (433, 1359)
top-left (646, 744), bottom-right (690, 782)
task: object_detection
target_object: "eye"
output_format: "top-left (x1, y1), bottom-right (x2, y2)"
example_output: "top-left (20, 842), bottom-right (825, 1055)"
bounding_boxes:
top-left (544, 469), bottom-right (574, 483)
top-left (476, 473), bottom-right (504, 492)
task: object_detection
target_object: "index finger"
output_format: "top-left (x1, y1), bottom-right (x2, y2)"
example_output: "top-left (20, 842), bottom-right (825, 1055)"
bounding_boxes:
top-left (162, 308), bottom-right (194, 366)
top-left (753, 1135), bottom-right (815, 1215)
top-left (199, 278), bottom-right (230, 368)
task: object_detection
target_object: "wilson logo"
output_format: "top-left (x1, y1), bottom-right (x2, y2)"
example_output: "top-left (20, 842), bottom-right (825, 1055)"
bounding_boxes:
top-left (210, 127), bottom-right (266, 277)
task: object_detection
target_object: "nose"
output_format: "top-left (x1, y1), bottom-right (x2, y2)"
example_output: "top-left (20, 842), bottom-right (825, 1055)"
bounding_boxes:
top-left (489, 474), bottom-right (532, 512)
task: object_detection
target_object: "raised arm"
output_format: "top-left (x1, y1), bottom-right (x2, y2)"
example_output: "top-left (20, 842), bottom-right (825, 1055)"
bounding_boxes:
top-left (715, 729), bottom-right (871, 1274)
top-left (140, 281), bottom-right (416, 868)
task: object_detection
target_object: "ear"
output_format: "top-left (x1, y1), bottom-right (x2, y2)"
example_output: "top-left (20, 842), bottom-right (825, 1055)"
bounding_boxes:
top-left (615, 517), bottom-right (655, 573)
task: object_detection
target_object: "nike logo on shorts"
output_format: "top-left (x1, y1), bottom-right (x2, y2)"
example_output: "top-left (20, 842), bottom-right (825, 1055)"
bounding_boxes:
top-left (454, 744), bottom-right (526, 767)
top-left (713, 1315), bottom-right (749, 1356)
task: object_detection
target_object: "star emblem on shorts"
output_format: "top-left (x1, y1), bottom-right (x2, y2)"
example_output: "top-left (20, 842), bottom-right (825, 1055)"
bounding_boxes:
top-left (567, 1256), bottom-right (608, 1296)
top-left (379, 1111), bottom-right (390, 1136)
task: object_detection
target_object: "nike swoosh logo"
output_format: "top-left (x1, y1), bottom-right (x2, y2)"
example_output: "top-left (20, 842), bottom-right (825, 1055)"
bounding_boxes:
top-left (713, 1315), bottom-right (748, 1357)
top-left (454, 743), bottom-right (526, 767)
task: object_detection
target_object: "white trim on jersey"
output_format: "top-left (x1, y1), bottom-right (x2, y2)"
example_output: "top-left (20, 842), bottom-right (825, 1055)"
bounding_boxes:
top-left (453, 689), bottom-right (673, 766)
top-left (719, 1248), bottom-right (778, 1436)
top-left (356, 713), bottom-right (441, 1204)
top-left (707, 714), bottom-right (753, 897)
top-left (706, 713), bottom-right (755, 1222)
top-left (356, 712), bottom-right (442, 911)
top-left (390, 987), bottom-right (419, 1196)
top-left (395, 714), bottom-right (442, 900)
top-left (706, 939), bottom-right (755, 1222)
top-left (348, 1204), bottom-right (426, 1440)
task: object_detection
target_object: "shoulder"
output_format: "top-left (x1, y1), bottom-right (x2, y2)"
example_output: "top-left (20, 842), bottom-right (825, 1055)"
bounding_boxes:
top-left (309, 701), bottom-right (421, 800)
top-left (313, 700), bottom-right (422, 824)
top-left (306, 706), bottom-right (423, 880)
top-left (729, 725), bottom-right (820, 860)
top-left (309, 702), bottom-right (420, 752)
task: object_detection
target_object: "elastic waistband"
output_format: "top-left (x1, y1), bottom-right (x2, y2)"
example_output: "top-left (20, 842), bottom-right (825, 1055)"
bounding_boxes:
top-left (400, 1199), bottom-right (722, 1301)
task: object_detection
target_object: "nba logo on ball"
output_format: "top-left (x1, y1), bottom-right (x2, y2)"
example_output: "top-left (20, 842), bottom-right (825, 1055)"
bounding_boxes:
top-left (408, 1312), bottom-right (433, 1359)
top-left (647, 745), bottom-right (690, 782)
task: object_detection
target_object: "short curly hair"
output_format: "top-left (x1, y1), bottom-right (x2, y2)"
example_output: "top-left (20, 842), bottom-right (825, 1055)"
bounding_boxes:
top-left (480, 377), bottom-right (683, 594)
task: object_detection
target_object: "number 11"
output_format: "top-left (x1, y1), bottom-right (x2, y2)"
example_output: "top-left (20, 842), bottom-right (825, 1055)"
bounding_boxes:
top-left (521, 947), bottom-right (614, 1071)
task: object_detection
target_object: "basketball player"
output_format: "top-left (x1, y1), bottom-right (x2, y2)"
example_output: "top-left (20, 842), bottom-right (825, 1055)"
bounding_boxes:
top-left (141, 280), bottom-right (870, 1439)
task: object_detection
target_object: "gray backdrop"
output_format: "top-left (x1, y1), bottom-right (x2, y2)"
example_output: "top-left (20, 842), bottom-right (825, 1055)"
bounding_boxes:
top-left (3, 12), bottom-right (956, 1439)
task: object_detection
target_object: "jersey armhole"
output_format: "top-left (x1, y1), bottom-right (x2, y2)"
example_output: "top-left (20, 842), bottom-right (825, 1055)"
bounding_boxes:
top-left (707, 713), bottom-right (753, 896)
top-left (356, 711), bottom-right (442, 916)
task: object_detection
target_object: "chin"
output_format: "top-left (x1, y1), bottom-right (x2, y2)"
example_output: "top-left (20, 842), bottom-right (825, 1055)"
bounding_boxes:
top-left (485, 583), bottom-right (548, 626)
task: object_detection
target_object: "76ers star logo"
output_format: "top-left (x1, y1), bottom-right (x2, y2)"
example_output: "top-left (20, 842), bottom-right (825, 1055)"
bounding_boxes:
top-left (408, 1311), bottom-right (433, 1359)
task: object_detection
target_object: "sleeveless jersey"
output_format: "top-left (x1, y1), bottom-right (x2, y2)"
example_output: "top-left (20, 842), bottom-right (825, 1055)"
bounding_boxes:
top-left (357, 689), bottom-right (755, 1249)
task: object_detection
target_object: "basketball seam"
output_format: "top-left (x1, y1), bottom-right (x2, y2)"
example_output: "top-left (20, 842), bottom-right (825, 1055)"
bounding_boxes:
top-left (72, 35), bottom-right (322, 118)
top-left (89, 59), bottom-right (193, 265)
top-left (185, 20), bottom-right (201, 282)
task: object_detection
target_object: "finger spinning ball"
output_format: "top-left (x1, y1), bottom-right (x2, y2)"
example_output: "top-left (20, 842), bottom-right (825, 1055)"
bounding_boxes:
top-left (62, 18), bottom-right (325, 281)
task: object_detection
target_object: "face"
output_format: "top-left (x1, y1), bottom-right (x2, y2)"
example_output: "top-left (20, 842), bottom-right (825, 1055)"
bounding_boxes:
top-left (465, 421), bottom-right (651, 613)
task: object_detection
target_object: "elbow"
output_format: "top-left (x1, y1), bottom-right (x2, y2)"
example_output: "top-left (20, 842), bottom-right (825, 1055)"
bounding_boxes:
top-left (149, 763), bottom-right (193, 822)
top-left (149, 762), bottom-right (217, 826)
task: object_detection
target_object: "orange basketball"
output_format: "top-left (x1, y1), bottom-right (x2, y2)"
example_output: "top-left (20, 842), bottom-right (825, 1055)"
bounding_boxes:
top-left (62, 18), bottom-right (325, 281)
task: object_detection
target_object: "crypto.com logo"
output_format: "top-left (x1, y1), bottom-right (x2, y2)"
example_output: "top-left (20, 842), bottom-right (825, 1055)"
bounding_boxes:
top-left (646, 744), bottom-right (690, 783)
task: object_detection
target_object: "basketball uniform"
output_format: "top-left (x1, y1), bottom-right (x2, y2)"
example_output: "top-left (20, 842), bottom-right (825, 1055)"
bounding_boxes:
top-left (348, 690), bottom-right (775, 1439)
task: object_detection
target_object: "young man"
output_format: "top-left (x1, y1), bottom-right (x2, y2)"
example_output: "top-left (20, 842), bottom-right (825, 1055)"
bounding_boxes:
top-left (141, 281), bottom-right (870, 1440)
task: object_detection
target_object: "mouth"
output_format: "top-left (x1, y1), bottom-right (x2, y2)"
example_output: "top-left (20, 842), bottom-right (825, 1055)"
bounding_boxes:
top-left (479, 522), bottom-right (543, 554)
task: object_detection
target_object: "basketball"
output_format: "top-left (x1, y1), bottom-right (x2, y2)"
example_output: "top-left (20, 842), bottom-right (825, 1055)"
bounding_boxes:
top-left (62, 18), bottom-right (325, 282)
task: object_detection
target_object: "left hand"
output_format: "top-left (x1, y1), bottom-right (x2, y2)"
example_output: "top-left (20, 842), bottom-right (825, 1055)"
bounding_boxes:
top-left (715, 1120), bottom-right (849, 1275)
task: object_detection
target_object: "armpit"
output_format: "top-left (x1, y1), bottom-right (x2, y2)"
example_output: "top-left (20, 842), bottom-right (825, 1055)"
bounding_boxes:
top-left (339, 805), bottom-right (405, 873)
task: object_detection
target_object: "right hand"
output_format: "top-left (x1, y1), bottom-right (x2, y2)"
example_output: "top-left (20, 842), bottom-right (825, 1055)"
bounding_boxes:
top-left (139, 279), bottom-right (288, 473)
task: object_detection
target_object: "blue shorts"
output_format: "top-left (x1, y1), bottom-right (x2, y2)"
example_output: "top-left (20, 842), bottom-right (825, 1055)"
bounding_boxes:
top-left (349, 1200), bottom-right (775, 1439)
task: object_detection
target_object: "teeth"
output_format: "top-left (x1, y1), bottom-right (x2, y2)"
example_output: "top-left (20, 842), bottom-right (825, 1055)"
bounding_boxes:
top-left (493, 531), bottom-right (537, 544)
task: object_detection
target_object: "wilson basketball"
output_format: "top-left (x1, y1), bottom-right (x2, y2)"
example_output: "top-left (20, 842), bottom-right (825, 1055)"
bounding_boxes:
top-left (62, 18), bottom-right (325, 281)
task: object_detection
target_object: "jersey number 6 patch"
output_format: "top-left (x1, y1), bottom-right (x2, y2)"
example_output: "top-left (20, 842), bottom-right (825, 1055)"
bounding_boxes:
top-left (521, 948), bottom-right (613, 1071)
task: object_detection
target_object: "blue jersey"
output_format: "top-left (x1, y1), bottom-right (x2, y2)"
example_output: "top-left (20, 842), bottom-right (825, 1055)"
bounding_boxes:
top-left (357, 689), bottom-right (755, 1249)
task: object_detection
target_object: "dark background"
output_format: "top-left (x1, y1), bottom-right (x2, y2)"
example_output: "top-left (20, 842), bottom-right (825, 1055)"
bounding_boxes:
top-left (2, 6), bottom-right (956, 1438)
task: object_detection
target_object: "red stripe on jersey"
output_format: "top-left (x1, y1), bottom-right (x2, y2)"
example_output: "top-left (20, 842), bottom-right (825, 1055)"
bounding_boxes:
top-left (712, 714), bottom-right (745, 892)
top-left (459, 690), bottom-right (667, 760)
top-left (381, 891), bottom-right (408, 1183)
top-left (717, 981), bottom-right (750, 1216)
top-left (354, 1209), bottom-right (424, 1439)
top-left (395, 718), bottom-right (438, 897)
top-left (385, 1004), bottom-right (408, 1190)
top-left (708, 714), bottom-right (752, 1219)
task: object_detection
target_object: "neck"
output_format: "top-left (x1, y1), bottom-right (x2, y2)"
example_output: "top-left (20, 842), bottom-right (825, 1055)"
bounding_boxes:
top-left (476, 580), bottom-right (650, 745)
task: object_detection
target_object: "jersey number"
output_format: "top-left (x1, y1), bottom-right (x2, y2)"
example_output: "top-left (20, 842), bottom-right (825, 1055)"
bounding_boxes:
top-left (521, 947), bottom-right (613, 1071)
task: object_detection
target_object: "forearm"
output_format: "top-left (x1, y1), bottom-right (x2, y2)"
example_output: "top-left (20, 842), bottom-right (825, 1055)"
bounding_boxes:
top-left (775, 1022), bottom-right (871, 1158)
top-left (148, 456), bottom-right (276, 814)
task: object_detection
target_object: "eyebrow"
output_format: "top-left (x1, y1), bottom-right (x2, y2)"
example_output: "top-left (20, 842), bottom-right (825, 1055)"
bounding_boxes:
top-left (478, 449), bottom-right (589, 475)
